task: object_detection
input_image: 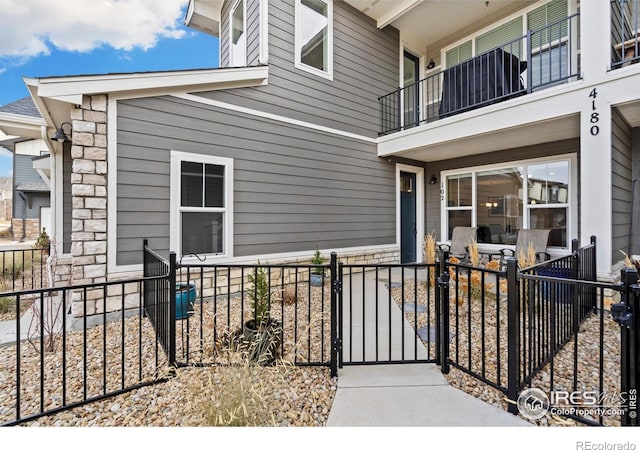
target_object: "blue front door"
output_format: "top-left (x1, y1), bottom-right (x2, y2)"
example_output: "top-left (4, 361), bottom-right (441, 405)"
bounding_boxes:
top-left (400, 171), bottom-right (417, 263)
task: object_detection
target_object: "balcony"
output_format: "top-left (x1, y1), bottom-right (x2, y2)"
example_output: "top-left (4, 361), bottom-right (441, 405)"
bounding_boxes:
top-left (379, 14), bottom-right (580, 136)
top-left (612, 0), bottom-right (640, 69)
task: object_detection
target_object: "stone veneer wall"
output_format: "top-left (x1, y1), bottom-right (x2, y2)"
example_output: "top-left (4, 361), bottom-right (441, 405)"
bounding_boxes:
top-left (106, 247), bottom-right (401, 315)
top-left (68, 95), bottom-right (108, 316)
top-left (11, 218), bottom-right (40, 240)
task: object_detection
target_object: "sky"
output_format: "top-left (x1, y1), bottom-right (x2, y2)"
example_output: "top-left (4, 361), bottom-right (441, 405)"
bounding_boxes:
top-left (0, 0), bottom-right (220, 177)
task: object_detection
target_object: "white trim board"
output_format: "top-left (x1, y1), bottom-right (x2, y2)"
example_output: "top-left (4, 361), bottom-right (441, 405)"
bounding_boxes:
top-left (172, 93), bottom-right (377, 143)
top-left (25, 66), bottom-right (269, 102)
top-left (109, 243), bottom-right (400, 276)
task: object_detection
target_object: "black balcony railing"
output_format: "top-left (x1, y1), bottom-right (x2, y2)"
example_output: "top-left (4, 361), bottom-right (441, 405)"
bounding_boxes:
top-left (612, 0), bottom-right (640, 69)
top-left (379, 14), bottom-right (580, 135)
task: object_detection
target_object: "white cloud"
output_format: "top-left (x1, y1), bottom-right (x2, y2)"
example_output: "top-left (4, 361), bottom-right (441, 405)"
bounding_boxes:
top-left (0, 0), bottom-right (189, 59)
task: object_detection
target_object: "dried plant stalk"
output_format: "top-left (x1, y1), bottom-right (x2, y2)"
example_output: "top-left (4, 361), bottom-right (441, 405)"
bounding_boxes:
top-left (468, 240), bottom-right (480, 267)
top-left (517, 242), bottom-right (537, 269)
top-left (423, 232), bottom-right (437, 264)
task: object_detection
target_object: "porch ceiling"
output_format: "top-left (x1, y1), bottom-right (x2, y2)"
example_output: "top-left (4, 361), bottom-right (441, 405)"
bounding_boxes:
top-left (379, 114), bottom-right (580, 163)
top-left (345, 0), bottom-right (534, 49)
top-left (616, 100), bottom-right (640, 128)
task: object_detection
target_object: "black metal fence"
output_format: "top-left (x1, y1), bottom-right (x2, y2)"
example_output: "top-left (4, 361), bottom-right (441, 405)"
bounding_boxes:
top-left (612, 0), bottom-right (640, 69)
top-left (337, 263), bottom-right (439, 366)
top-left (0, 246), bottom-right (50, 293)
top-left (171, 257), bottom-right (335, 370)
top-left (434, 236), bottom-right (636, 426)
top-left (0, 275), bottom-right (173, 426)
top-left (379, 14), bottom-right (580, 135)
top-left (2, 237), bottom-right (637, 427)
top-left (438, 255), bottom-right (509, 393)
top-left (143, 240), bottom-right (176, 366)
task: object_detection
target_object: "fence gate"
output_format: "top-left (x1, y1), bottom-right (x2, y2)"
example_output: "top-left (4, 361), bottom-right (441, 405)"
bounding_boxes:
top-left (335, 261), bottom-right (440, 367)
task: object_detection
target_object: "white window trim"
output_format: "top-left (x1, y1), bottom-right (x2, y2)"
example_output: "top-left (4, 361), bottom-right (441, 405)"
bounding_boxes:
top-left (170, 151), bottom-right (234, 261)
top-left (440, 153), bottom-right (577, 252)
top-left (441, 0), bottom-right (576, 69)
top-left (229, 0), bottom-right (247, 67)
top-left (294, 0), bottom-right (334, 81)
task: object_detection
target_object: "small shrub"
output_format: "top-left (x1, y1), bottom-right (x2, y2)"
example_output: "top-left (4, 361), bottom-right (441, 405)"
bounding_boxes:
top-left (0, 295), bottom-right (15, 314)
top-left (281, 285), bottom-right (297, 305)
top-left (34, 228), bottom-right (50, 254)
top-left (311, 248), bottom-right (325, 274)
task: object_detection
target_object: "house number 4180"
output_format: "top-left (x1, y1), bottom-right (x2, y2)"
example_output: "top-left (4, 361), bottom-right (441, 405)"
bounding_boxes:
top-left (589, 88), bottom-right (599, 136)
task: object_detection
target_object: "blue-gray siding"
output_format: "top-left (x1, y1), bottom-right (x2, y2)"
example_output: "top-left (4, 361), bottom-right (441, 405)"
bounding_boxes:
top-left (612, 108), bottom-right (633, 263)
top-left (63, 144), bottom-right (72, 254)
top-left (115, 96), bottom-right (395, 265)
top-left (632, 127), bottom-right (640, 256)
top-left (201, 0), bottom-right (399, 138)
top-left (13, 154), bottom-right (49, 219)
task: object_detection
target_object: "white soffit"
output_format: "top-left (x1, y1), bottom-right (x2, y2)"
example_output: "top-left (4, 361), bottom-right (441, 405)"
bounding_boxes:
top-left (345, 1), bottom-right (532, 48)
top-left (184, 0), bottom-right (223, 37)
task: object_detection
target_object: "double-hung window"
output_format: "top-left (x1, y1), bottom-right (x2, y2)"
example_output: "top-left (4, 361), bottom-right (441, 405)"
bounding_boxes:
top-left (230, 0), bottom-right (246, 66)
top-left (295, 0), bottom-right (333, 79)
top-left (171, 152), bottom-right (233, 259)
top-left (443, 157), bottom-right (573, 249)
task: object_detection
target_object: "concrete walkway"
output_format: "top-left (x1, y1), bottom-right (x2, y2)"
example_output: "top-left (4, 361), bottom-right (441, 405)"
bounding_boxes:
top-left (326, 364), bottom-right (531, 426)
top-left (327, 268), bottom-right (531, 427)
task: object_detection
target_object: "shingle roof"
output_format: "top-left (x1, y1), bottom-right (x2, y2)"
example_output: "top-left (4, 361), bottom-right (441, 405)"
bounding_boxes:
top-left (16, 181), bottom-right (48, 192)
top-left (0, 97), bottom-right (41, 118)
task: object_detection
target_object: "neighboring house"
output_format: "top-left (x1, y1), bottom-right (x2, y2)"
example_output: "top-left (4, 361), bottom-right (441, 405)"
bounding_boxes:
top-left (0, 98), bottom-right (51, 239)
top-left (0, 177), bottom-right (13, 222)
top-left (1, 0), bottom-right (639, 311)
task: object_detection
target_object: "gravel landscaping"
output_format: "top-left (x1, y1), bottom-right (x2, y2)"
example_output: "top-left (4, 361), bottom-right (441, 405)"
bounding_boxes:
top-left (391, 273), bottom-right (623, 427)
top-left (0, 279), bottom-right (336, 426)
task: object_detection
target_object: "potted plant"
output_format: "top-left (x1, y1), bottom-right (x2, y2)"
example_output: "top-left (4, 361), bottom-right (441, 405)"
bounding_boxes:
top-left (310, 248), bottom-right (325, 287)
top-left (241, 264), bottom-right (282, 365)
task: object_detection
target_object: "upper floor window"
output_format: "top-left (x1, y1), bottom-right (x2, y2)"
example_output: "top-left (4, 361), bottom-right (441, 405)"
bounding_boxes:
top-left (295, 0), bottom-right (333, 80)
top-left (230, 0), bottom-right (246, 66)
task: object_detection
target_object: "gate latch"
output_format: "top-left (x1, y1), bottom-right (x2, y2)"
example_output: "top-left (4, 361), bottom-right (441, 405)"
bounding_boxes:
top-left (611, 302), bottom-right (633, 329)
top-left (437, 271), bottom-right (450, 287)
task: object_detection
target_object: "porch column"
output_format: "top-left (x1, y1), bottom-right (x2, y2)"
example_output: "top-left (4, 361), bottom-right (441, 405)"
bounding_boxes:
top-left (580, 0), bottom-right (611, 84)
top-left (579, 1), bottom-right (615, 278)
top-left (69, 95), bottom-right (108, 315)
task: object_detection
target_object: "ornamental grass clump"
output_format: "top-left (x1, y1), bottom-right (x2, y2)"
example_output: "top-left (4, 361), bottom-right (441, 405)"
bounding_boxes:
top-left (423, 233), bottom-right (437, 287)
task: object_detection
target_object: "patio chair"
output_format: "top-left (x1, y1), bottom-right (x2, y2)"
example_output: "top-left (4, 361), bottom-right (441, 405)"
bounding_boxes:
top-left (499, 229), bottom-right (551, 269)
top-left (439, 226), bottom-right (477, 262)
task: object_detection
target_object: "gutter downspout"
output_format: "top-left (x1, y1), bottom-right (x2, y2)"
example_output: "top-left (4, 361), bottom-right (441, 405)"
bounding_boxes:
top-left (17, 191), bottom-right (27, 242)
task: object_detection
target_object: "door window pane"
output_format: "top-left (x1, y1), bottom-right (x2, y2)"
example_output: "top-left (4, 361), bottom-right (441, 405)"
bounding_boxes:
top-left (300, 0), bottom-right (328, 72)
top-left (476, 167), bottom-right (524, 245)
top-left (182, 212), bottom-right (224, 255)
